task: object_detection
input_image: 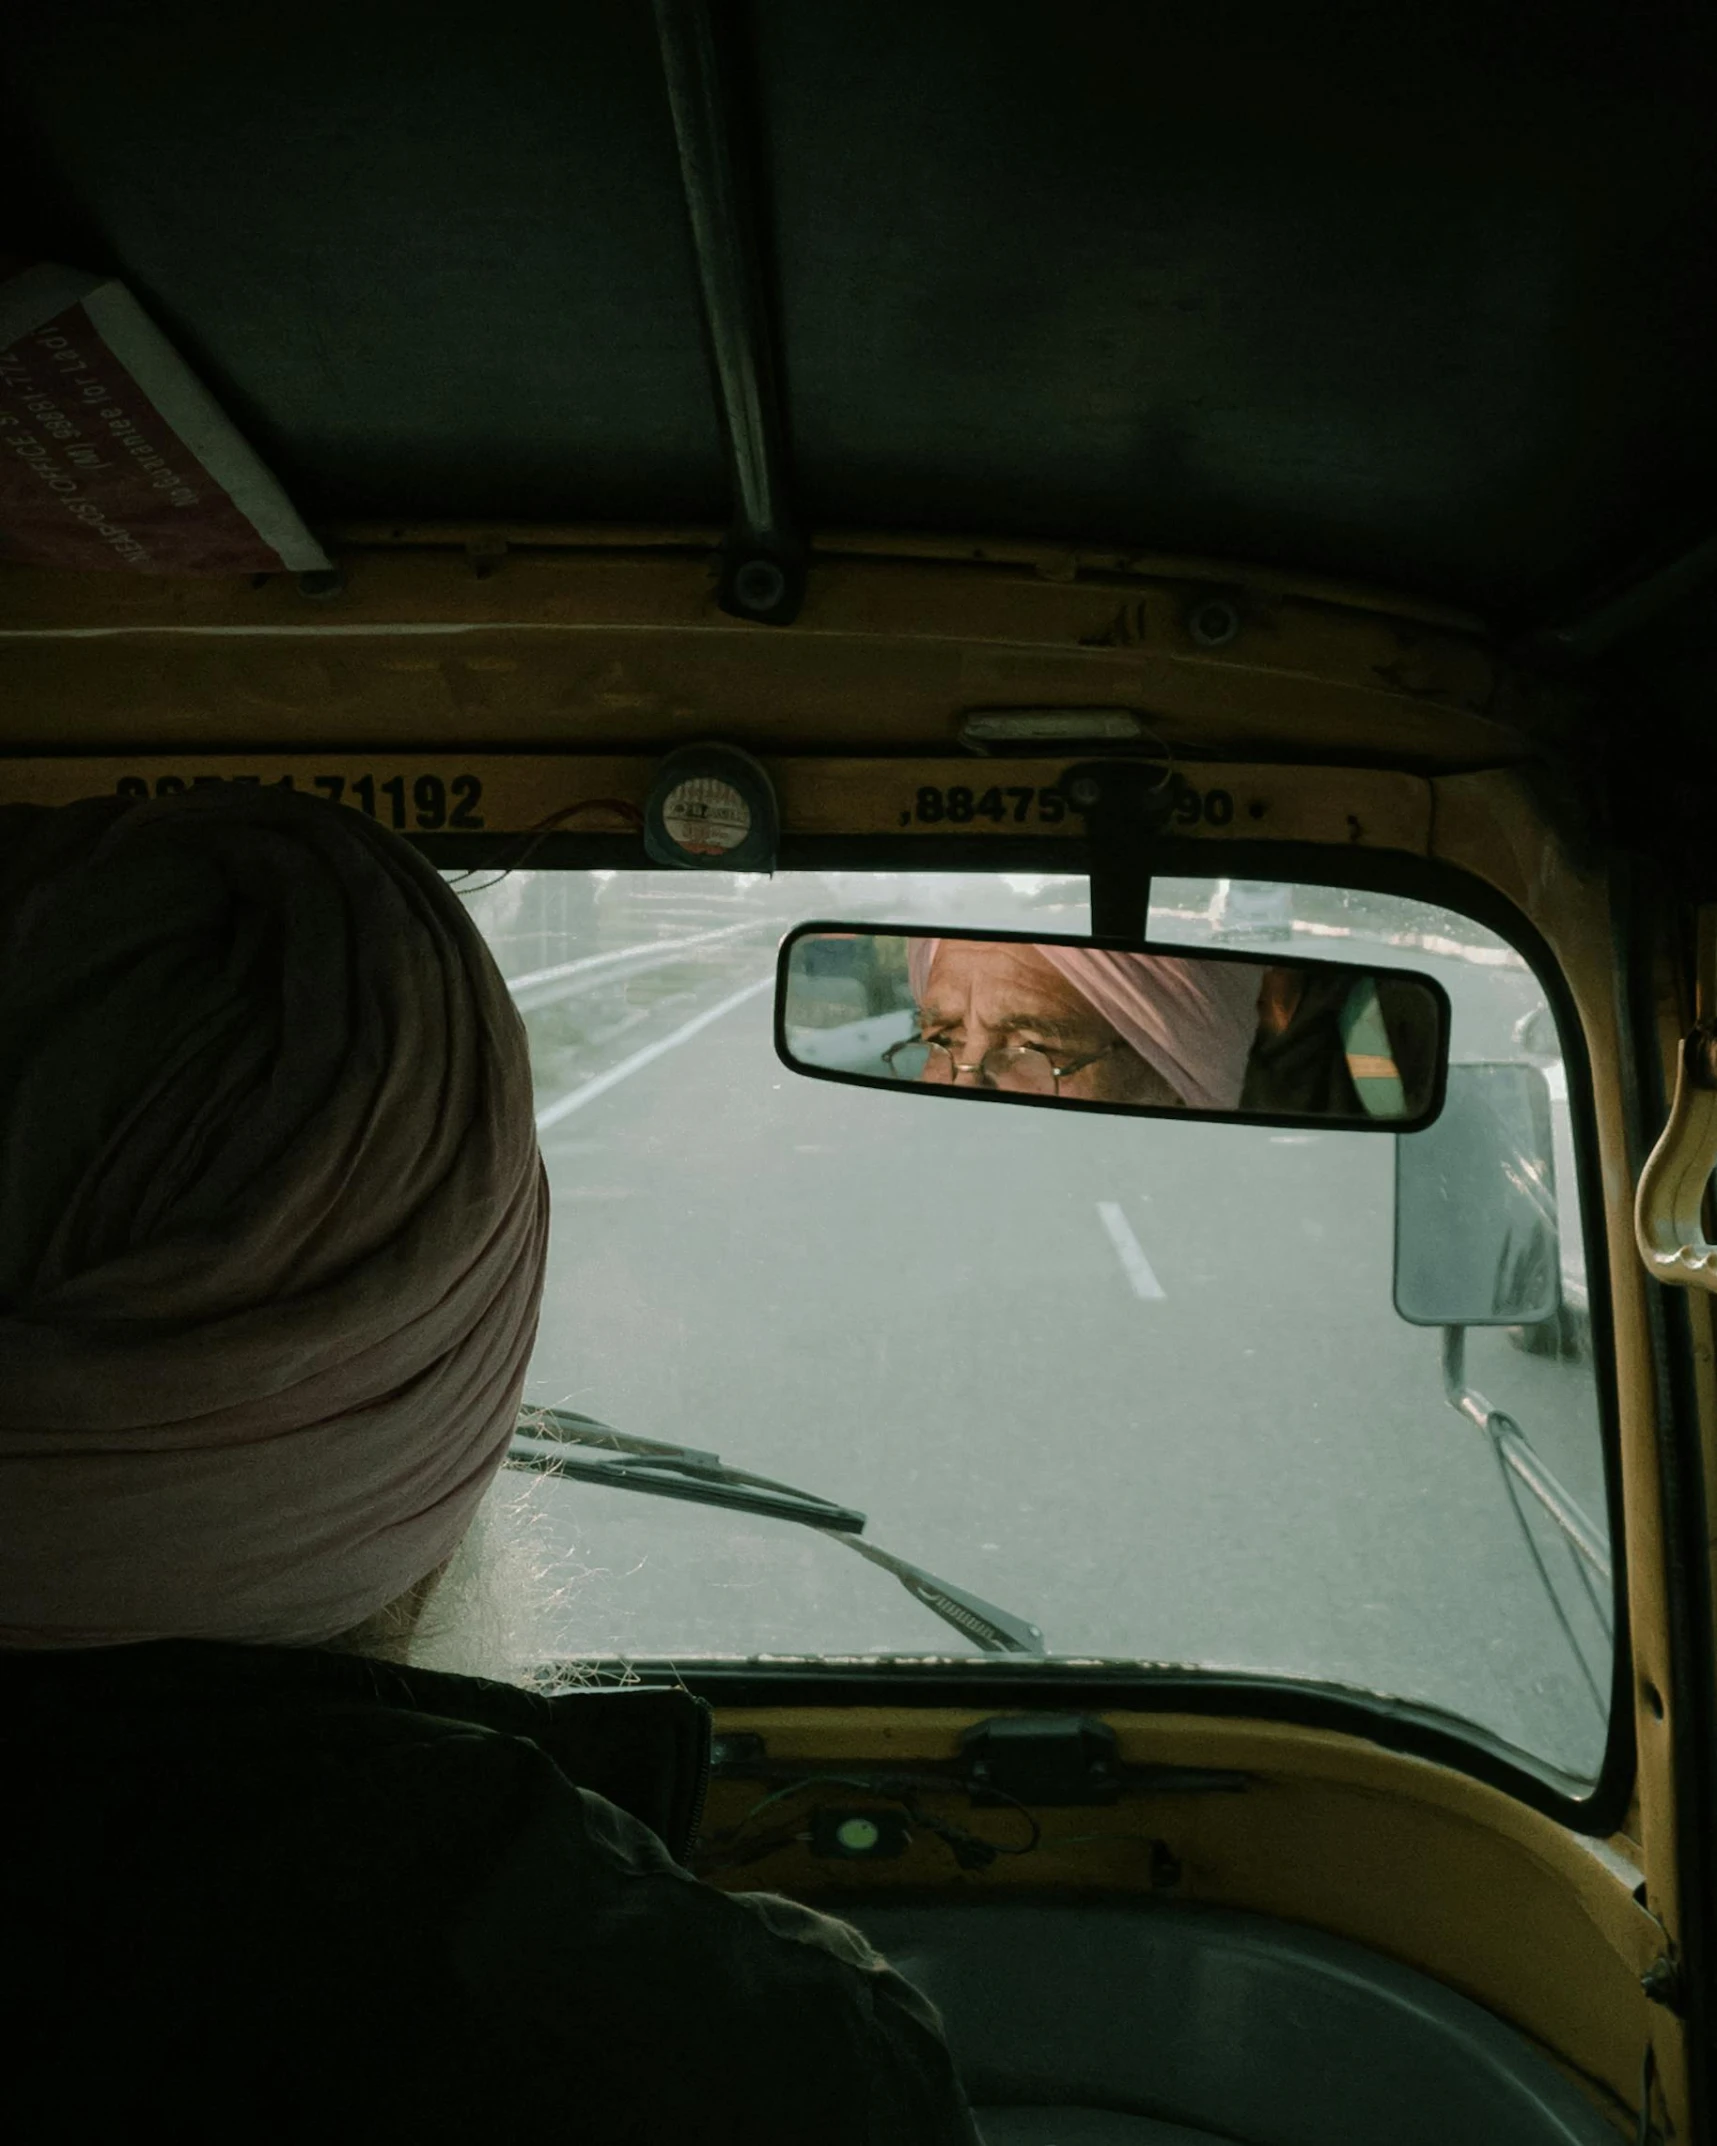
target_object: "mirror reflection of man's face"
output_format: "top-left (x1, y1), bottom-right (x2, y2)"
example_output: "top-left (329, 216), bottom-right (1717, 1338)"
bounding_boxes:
top-left (918, 941), bottom-right (1185, 1105)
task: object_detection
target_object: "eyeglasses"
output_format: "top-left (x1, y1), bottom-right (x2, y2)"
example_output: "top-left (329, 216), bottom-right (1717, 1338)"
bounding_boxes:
top-left (882, 1034), bottom-right (1124, 1096)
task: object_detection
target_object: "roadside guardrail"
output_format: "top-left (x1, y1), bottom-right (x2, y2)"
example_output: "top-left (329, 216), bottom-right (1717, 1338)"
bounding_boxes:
top-left (504, 919), bottom-right (775, 1012)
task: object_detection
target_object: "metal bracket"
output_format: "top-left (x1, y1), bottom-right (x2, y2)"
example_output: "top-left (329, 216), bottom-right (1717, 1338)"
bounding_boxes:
top-left (1640, 1953), bottom-right (1686, 2016)
top-left (1510, 531), bottom-right (1717, 668)
top-left (1061, 758), bottom-right (1186, 940)
top-left (654, 0), bottom-right (804, 624)
top-left (1441, 1327), bottom-right (1611, 1580)
top-left (959, 1713), bottom-right (1122, 1806)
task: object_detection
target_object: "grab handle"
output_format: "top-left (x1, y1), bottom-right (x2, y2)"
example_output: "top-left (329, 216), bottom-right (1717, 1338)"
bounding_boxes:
top-left (1636, 1021), bottom-right (1717, 1292)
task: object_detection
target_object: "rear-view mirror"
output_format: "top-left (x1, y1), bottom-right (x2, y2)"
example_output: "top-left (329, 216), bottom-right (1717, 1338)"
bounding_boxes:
top-left (1394, 1061), bottom-right (1560, 1326)
top-left (775, 925), bottom-right (1450, 1129)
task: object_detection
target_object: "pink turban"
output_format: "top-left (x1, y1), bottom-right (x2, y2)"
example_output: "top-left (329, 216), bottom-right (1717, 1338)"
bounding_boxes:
top-left (0, 786), bottom-right (548, 1649)
top-left (907, 937), bottom-right (1266, 1111)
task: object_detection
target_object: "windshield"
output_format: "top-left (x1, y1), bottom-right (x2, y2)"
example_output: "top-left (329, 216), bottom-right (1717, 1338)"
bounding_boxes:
top-left (455, 865), bottom-right (1610, 1785)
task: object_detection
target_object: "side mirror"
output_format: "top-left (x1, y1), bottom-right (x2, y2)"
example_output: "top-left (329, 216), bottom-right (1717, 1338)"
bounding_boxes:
top-left (1394, 1061), bottom-right (1560, 1327)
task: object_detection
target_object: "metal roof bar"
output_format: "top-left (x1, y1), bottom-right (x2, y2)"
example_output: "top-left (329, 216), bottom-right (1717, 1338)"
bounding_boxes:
top-left (654, 0), bottom-right (804, 625)
top-left (1512, 531), bottom-right (1717, 667)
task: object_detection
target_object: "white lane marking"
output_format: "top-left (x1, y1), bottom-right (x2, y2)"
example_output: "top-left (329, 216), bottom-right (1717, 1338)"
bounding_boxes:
top-left (1096, 1201), bottom-right (1166, 1301)
top-left (534, 976), bottom-right (773, 1131)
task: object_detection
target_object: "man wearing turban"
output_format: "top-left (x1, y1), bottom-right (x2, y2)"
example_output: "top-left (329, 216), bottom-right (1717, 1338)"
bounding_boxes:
top-left (0, 786), bottom-right (978, 2142)
top-left (903, 936), bottom-right (1428, 1120)
top-left (906, 936), bottom-right (1267, 1109)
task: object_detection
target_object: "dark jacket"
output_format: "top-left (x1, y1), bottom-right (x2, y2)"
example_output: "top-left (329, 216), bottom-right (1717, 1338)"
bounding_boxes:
top-left (2, 1642), bottom-right (979, 2144)
top-left (1240, 972), bottom-right (1439, 1120)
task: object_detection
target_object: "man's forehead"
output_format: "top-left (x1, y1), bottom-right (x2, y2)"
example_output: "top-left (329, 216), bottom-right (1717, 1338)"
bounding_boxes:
top-left (928, 940), bottom-right (1078, 993)
top-left (920, 942), bottom-right (1104, 1035)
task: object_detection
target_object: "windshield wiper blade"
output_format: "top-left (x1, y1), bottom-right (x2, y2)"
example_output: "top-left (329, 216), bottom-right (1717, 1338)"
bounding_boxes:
top-left (507, 1407), bottom-right (1045, 1656)
top-left (508, 1422), bottom-right (866, 1533)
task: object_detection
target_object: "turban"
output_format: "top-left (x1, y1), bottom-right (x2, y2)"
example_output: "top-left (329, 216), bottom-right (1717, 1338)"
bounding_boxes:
top-left (0, 786), bottom-right (548, 1648)
top-left (907, 937), bottom-right (1265, 1111)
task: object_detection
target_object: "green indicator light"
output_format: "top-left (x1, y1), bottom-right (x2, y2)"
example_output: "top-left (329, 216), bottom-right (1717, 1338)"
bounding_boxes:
top-left (835, 1816), bottom-right (881, 1854)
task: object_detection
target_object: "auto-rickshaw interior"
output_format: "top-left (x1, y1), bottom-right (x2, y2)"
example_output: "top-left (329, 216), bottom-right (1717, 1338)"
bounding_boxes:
top-left (5, 3), bottom-right (1717, 2140)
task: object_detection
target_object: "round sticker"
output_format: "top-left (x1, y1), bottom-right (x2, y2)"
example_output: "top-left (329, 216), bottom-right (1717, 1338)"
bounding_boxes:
top-left (659, 775), bottom-right (752, 858)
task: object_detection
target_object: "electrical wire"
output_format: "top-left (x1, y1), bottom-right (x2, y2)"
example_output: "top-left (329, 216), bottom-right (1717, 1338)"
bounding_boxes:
top-left (444, 798), bottom-right (645, 896)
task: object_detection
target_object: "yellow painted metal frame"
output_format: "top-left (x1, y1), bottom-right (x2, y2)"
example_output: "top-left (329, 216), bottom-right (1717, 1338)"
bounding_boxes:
top-left (0, 750), bottom-right (1432, 854)
top-left (0, 539), bottom-right (1526, 764)
top-left (698, 1708), bottom-right (1658, 2132)
top-left (0, 540), bottom-right (1685, 2138)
